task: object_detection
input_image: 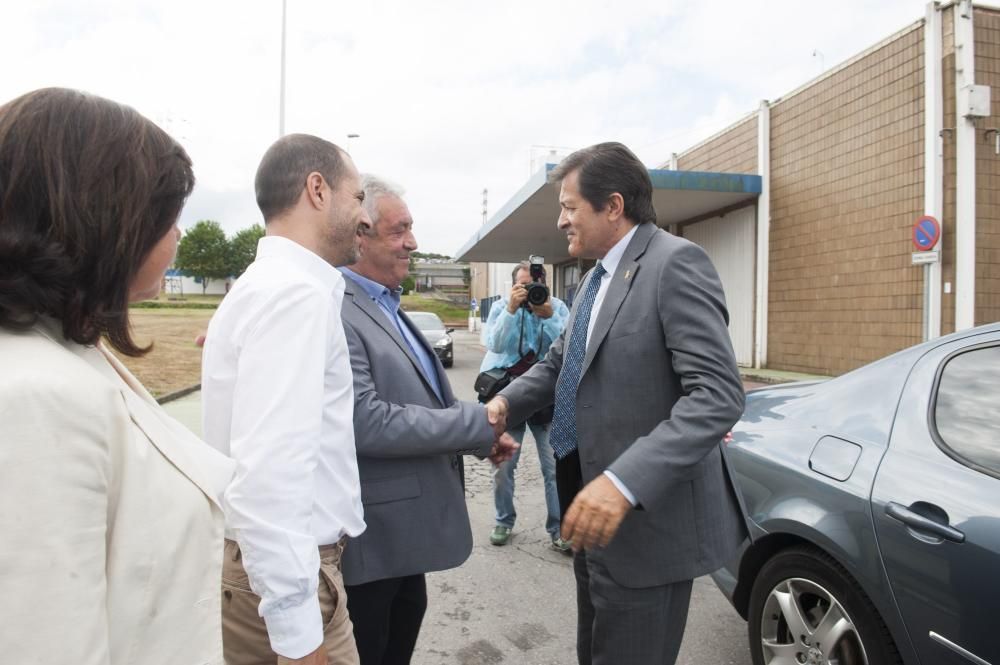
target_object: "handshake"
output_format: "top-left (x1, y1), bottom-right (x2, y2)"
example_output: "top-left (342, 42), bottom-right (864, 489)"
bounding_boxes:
top-left (484, 396), bottom-right (517, 466)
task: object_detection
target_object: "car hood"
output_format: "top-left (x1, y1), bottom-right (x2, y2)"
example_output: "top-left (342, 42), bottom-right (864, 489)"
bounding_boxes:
top-left (419, 329), bottom-right (448, 342)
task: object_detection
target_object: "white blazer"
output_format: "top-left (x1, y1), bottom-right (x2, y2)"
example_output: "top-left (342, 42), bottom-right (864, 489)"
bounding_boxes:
top-left (0, 320), bottom-right (234, 665)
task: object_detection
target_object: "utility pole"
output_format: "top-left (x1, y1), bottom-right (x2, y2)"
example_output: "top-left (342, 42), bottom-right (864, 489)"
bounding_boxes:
top-left (279, 0), bottom-right (287, 137)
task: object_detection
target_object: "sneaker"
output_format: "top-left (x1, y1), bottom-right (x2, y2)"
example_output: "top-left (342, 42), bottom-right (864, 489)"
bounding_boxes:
top-left (550, 537), bottom-right (573, 554)
top-left (490, 526), bottom-right (512, 546)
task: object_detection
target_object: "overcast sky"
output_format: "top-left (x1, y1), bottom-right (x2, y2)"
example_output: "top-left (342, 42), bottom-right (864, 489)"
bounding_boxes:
top-left (2, 1), bottom-right (983, 255)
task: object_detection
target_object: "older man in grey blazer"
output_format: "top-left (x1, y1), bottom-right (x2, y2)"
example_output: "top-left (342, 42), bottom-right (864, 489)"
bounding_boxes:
top-left (338, 175), bottom-right (515, 665)
top-left (487, 142), bottom-right (747, 665)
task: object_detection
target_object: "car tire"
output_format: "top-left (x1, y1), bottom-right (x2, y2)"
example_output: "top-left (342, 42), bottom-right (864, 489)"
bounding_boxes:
top-left (443, 358), bottom-right (453, 368)
top-left (747, 546), bottom-right (901, 665)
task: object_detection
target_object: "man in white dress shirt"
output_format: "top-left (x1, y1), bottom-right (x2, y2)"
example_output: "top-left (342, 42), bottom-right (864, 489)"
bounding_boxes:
top-left (202, 133), bottom-right (372, 665)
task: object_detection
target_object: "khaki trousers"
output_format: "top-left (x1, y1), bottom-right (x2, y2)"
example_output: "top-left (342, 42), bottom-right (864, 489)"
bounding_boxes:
top-left (221, 539), bottom-right (359, 665)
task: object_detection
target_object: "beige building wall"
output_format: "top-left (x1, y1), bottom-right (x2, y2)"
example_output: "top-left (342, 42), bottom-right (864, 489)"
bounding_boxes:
top-left (975, 7), bottom-right (1000, 325)
top-left (766, 23), bottom-right (926, 375)
top-left (674, 117), bottom-right (760, 365)
top-left (677, 115), bottom-right (758, 175)
top-left (667, 6), bottom-right (1000, 375)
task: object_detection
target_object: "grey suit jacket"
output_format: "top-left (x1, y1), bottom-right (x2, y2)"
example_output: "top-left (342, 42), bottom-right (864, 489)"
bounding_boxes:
top-left (340, 274), bottom-right (495, 586)
top-left (499, 222), bottom-right (747, 587)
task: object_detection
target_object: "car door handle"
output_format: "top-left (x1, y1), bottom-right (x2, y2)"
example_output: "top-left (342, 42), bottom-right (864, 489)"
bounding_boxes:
top-left (885, 502), bottom-right (965, 543)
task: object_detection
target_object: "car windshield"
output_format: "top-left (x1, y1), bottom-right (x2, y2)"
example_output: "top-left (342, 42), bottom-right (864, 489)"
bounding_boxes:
top-left (408, 312), bottom-right (444, 331)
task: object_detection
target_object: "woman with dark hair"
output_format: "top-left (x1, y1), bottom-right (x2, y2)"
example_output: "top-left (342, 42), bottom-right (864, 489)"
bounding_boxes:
top-left (0, 88), bottom-right (234, 663)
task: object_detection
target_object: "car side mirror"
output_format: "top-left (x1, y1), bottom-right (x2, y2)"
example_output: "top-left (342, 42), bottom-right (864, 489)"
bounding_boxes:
top-left (446, 328), bottom-right (455, 334)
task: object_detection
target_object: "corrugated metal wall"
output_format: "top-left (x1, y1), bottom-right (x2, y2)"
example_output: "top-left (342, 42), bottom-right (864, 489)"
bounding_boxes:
top-left (682, 205), bottom-right (756, 366)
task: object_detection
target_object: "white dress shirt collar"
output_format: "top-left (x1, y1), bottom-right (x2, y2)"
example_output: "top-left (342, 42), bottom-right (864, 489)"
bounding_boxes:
top-left (255, 235), bottom-right (343, 293)
top-left (585, 222), bottom-right (640, 346)
top-left (598, 223), bottom-right (640, 278)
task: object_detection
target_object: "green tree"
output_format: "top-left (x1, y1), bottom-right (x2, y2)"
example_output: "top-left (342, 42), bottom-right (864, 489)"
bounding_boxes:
top-left (228, 224), bottom-right (265, 277)
top-left (175, 220), bottom-right (230, 294)
top-left (411, 251), bottom-right (451, 260)
top-left (401, 275), bottom-right (415, 295)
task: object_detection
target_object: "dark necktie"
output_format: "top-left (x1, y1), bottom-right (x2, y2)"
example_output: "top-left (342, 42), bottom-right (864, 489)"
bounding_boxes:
top-left (549, 263), bottom-right (607, 460)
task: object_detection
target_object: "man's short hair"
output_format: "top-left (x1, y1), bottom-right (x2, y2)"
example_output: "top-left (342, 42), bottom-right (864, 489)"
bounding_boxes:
top-left (254, 134), bottom-right (348, 222)
top-left (548, 142), bottom-right (656, 225)
top-left (360, 174), bottom-right (406, 227)
top-left (511, 261), bottom-right (545, 283)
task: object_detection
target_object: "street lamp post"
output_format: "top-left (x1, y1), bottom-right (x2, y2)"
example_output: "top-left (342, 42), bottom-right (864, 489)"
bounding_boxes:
top-left (279, 0), bottom-right (287, 137)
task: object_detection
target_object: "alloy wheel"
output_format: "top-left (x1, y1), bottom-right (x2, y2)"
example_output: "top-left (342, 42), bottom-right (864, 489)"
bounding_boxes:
top-left (759, 577), bottom-right (869, 665)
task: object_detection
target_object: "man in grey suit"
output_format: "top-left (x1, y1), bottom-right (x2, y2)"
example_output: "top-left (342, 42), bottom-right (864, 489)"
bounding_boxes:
top-left (487, 142), bottom-right (747, 665)
top-left (339, 175), bottom-right (516, 665)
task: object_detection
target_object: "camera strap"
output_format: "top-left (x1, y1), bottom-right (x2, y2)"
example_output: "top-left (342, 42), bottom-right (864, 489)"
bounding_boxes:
top-left (507, 309), bottom-right (544, 377)
top-left (517, 309), bottom-right (525, 357)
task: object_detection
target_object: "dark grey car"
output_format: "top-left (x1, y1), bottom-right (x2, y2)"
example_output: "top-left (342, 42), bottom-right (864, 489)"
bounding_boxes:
top-left (713, 322), bottom-right (1000, 665)
top-left (408, 311), bottom-right (454, 368)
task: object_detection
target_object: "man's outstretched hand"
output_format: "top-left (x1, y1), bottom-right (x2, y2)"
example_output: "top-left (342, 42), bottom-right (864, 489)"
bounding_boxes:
top-left (484, 397), bottom-right (517, 465)
top-left (485, 396), bottom-right (509, 438)
top-left (488, 432), bottom-right (519, 466)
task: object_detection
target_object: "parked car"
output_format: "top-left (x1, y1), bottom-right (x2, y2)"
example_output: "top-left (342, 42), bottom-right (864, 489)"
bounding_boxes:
top-left (713, 322), bottom-right (1000, 665)
top-left (408, 311), bottom-right (454, 368)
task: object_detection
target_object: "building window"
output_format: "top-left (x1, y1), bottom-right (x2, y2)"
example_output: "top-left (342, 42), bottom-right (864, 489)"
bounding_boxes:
top-left (560, 263), bottom-right (581, 306)
top-left (932, 344), bottom-right (1000, 477)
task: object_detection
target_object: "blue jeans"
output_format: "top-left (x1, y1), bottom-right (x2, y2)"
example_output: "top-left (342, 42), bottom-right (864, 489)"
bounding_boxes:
top-left (492, 420), bottom-right (561, 539)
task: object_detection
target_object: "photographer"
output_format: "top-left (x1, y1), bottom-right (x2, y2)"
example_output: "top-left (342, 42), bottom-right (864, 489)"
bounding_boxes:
top-left (479, 260), bottom-right (570, 552)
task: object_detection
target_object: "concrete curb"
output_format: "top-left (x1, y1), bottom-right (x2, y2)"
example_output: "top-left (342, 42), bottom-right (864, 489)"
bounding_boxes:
top-left (156, 383), bottom-right (201, 405)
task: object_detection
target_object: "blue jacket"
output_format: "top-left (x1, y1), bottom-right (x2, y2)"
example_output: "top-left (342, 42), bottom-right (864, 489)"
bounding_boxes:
top-left (479, 296), bottom-right (569, 372)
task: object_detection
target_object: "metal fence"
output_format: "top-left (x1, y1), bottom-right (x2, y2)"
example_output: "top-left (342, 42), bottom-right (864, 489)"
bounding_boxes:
top-left (480, 295), bottom-right (501, 322)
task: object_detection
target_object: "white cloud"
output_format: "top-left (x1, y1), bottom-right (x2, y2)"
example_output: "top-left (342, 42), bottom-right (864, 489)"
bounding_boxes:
top-left (3, 0), bottom-right (986, 255)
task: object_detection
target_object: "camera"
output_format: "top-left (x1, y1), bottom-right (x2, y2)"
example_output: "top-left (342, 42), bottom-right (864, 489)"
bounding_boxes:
top-left (522, 254), bottom-right (549, 309)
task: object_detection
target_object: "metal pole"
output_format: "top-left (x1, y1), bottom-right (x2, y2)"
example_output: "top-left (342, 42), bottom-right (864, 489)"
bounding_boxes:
top-left (754, 99), bottom-right (771, 369)
top-left (279, 0), bottom-right (287, 137)
top-left (954, 0), bottom-right (977, 330)
top-left (924, 1), bottom-right (943, 340)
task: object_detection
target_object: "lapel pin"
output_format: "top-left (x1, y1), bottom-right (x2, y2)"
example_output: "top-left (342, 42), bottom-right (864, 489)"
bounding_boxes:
top-left (624, 269), bottom-right (631, 280)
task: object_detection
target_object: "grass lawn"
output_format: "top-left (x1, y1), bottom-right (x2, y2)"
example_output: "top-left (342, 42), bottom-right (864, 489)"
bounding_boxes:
top-left (114, 308), bottom-right (214, 398)
top-left (400, 294), bottom-right (470, 326)
top-left (131, 293), bottom-right (224, 309)
top-left (116, 293), bottom-right (469, 397)
top-left (164, 293), bottom-right (224, 304)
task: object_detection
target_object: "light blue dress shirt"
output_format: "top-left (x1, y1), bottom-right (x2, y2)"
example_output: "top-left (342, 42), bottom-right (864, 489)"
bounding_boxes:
top-left (340, 268), bottom-right (444, 403)
top-left (479, 296), bottom-right (570, 372)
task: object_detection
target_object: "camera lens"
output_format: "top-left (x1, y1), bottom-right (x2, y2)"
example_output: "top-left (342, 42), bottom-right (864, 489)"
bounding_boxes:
top-left (526, 283), bottom-right (549, 306)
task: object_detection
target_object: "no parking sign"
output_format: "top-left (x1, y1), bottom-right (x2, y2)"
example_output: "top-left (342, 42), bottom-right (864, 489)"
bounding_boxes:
top-left (911, 215), bottom-right (941, 265)
top-left (912, 215), bottom-right (941, 251)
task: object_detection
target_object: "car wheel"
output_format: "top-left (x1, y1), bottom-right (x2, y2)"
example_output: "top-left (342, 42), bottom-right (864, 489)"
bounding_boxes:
top-left (443, 358), bottom-right (453, 368)
top-left (748, 546), bottom-right (901, 665)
